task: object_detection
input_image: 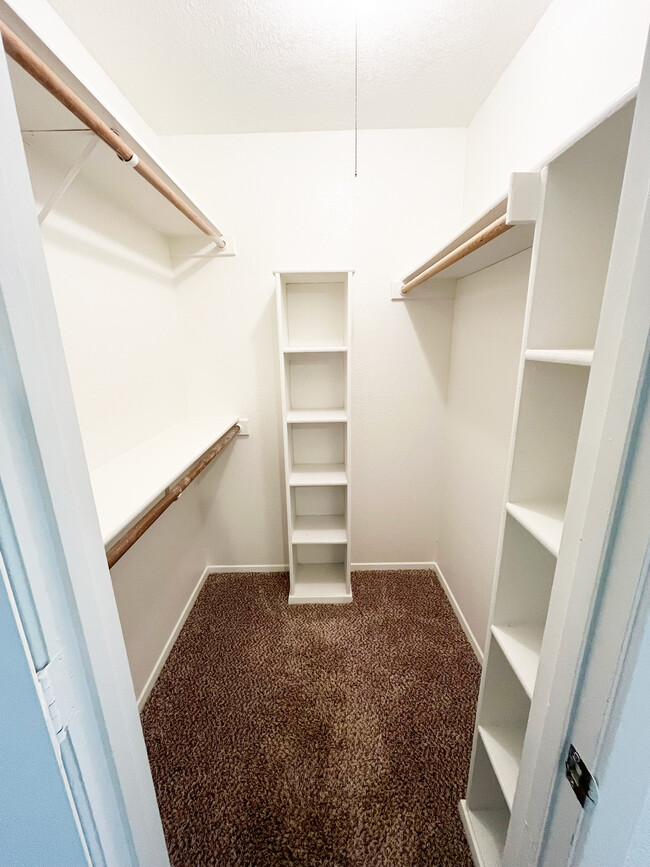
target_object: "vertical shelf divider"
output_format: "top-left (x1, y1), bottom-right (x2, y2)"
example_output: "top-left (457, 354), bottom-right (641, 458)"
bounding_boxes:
top-left (275, 271), bottom-right (353, 604)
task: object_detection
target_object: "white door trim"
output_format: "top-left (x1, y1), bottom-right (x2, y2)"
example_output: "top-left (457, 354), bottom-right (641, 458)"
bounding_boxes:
top-left (569, 328), bottom-right (650, 865)
top-left (0, 43), bottom-right (168, 867)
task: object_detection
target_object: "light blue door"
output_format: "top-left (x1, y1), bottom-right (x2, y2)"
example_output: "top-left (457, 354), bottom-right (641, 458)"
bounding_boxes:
top-left (0, 550), bottom-right (88, 866)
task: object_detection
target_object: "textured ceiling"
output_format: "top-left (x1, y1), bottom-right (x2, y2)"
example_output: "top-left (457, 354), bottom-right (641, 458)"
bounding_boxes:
top-left (46, 0), bottom-right (554, 134)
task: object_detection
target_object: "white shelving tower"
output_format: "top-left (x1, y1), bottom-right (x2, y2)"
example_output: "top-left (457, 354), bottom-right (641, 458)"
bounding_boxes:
top-left (275, 271), bottom-right (353, 604)
top-left (460, 102), bottom-right (635, 865)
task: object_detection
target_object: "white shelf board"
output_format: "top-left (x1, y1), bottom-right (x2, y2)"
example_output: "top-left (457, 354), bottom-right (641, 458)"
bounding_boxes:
top-left (491, 623), bottom-right (544, 699)
top-left (283, 346), bottom-right (347, 354)
top-left (525, 349), bottom-right (594, 366)
top-left (402, 194), bottom-right (534, 287)
top-left (287, 409), bottom-right (347, 424)
top-left (289, 563), bottom-right (352, 605)
top-left (292, 515), bottom-right (347, 544)
top-left (479, 725), bottom-right (526, 811)
top-left (434, 223), bottom-right (535, 280)
top-left (404, 200), bottom-right (505, 283)
top-left (274, 270), bottom-right (353, 279)
top-left (506, 501), bottom-right (564, 557)
top-left (459, 800), bottom-right (509, 867)
top-left (289, 464), bottom-right (348, 486)
top-left (10, 60), bottom-right (223, 240)
top-left (90, 415), bottom-right (238, 546)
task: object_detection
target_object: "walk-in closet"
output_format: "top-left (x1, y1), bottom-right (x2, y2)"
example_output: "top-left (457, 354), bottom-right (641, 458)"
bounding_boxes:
top-left (1, 1), bottom-right (650, 866)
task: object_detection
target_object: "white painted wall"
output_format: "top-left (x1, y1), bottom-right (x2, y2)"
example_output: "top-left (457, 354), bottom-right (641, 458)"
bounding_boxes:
top-left (24, 147), bottom-right (207, 699)
top-left (161, 128), bottom-right (467, 568)
top-left (28, 151), bottom-right (187, 470)
top-left (463, 0), bottom-right (650, 220)
top-left (110, 483), bottom-right (207, 699)
top-left (435, 251), bottom-right (530, 653)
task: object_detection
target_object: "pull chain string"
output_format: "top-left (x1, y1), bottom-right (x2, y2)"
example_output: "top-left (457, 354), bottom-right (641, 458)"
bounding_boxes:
top-left (354, 9), bottom-right (358, 178)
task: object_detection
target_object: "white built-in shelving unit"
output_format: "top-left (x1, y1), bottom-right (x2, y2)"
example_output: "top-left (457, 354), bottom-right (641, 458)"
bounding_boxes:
top-left (460, 101), bottom-right (636, 865)
top-left (275, 271), bottom-right (353, 604)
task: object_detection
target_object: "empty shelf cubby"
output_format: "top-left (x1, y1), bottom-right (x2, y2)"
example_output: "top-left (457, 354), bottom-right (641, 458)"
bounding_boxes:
top-left (491, 515), bottom-right (556, 696)
top-left (290, 543), bottom-right (350, 604)
top-left (508, 360), bottom-right (590, 542)
top-left (291, 486), bottom-right (347, 544)
top-left (284, 352), bottom-right (347, 414)
top-left (526, 104), bottom-right (632, 352)
top-left (288, 422), bottom-right (347, 485)
top-left (280, 274), bottom-right (349, 349)
top-left (474, 640), bottom-right (531, 812)
top-left (462, 738), bottom-right (511, 865)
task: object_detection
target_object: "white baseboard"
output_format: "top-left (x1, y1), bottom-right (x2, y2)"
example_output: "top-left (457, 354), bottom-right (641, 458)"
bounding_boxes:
top-left (351, 561), bottom-right (436, 572)
top-left (459, 799), bottom-right (483, 866)
top-left (136, 565), bottom-right (211, 709)
top-left (207, 564), bottom-right (289, 573)
top-left (432, 561), bottom-right (484, 665)
top-left (206, 562), bottom-right (437, 573)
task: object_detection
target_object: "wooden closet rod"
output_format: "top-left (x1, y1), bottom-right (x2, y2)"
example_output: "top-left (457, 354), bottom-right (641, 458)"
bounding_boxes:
top-left (401, 214), bottom-right (512, 294)
top-left (0, 20), bottom-right (226, 248)
top-left (106, 423), bottom-right (240, 568)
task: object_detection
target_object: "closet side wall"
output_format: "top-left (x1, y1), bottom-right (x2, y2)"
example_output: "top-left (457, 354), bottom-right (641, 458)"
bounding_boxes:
top-left (26, 149), bottom-right (207, 701)
top-left (436, 251), bottom-right (530, 655)
top-left (28, 152), bottom-right (187, 469)
top-left (162, 128), bottom-right (466, 570)
top-left (463, 0), bottom-right (650, 220)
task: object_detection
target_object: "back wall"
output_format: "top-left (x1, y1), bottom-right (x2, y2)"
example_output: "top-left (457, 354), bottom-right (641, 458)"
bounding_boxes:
top-left (161, 128), bottom-right (467, 568)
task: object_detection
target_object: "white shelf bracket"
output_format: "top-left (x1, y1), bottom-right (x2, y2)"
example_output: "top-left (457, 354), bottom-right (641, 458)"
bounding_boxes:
top-left (506, 172), bottom-right (541, 225)
top-left (167, 234), bottom-right (237, 259)
top-left (38, 135), bottom-right (98, 225)
top-left (391, 279), bottom-right (456, 301)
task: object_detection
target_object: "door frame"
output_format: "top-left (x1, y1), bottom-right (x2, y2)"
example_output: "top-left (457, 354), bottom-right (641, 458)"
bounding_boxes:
top-left (568, 311), bottom-right (650, 865)
top-left (0, 38), bottom-right (168, 867)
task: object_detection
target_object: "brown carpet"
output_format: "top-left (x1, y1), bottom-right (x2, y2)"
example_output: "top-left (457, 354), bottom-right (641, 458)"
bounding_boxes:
top-left (141, 570), bottom-right (481, 866)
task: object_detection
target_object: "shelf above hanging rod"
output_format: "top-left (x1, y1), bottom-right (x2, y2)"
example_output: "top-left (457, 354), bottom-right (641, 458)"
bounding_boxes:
top-left (21, 126), bottom-right (90, 133)
top-left (401, 214), bottom-right (513, 295)
top-left (94, 417), bottom-right (240, 568)
top-left (397, 173), bottom-right (540, 298)
top-left (0, 19), bottom-right (226, 248)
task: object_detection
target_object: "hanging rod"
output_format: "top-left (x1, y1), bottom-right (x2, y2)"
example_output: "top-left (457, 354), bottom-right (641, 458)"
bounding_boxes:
top-left (400, 214), bottom-right (512, 294)
top-left (0, 20), bottom-right (226, 248)
top-left (106, 423), bottom-right (239, 568)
